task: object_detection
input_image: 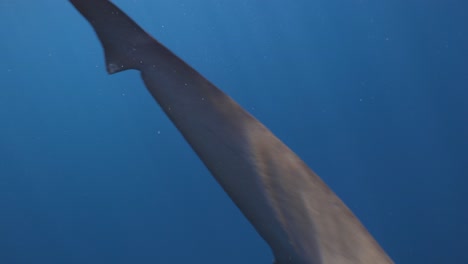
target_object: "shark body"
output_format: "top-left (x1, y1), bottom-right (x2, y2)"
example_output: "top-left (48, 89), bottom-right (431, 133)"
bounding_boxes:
top-left (69, 1), bottom-right (394, 263)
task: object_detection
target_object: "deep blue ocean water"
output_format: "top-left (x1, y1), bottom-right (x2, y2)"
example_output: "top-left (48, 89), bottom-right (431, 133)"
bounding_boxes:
top-left (1, 0), bottom-right (467, 263)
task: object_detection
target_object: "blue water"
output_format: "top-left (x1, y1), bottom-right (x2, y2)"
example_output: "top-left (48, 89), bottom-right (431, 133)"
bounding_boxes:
top-left (1, 1), bottom-right (467, 263)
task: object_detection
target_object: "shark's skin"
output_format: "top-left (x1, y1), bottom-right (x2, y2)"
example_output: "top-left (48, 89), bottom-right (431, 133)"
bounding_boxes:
top-left (69, 1), bottom-right (394, 263)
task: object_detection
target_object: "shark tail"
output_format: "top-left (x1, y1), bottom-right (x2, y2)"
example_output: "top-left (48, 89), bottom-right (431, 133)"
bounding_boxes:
top-left (70, 0), bottom-right (156, 74)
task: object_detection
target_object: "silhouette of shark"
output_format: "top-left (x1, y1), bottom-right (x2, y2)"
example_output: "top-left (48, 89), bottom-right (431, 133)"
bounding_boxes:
top-left (69, 1), bottom-right (393, 263)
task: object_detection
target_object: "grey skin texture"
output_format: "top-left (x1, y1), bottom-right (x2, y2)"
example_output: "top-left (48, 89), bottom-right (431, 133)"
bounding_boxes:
top-left (69, 1), bottom-right (394, 263)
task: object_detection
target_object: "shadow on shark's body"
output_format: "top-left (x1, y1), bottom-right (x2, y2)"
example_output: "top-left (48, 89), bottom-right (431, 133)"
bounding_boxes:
top-left (69, 1), bottom-right (394, 263)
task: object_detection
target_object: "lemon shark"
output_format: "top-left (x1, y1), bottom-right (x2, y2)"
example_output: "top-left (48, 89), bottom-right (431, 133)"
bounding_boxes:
top-left (69, 0), bottom-right (394, 263)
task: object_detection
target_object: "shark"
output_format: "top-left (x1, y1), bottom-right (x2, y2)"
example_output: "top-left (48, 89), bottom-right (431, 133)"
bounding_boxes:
top-left (69, 0), bottom-right (394, 263)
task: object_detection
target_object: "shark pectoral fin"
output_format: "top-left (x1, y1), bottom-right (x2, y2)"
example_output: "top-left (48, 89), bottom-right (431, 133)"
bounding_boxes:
top-left (70, 0), bottom-right (155, 74)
